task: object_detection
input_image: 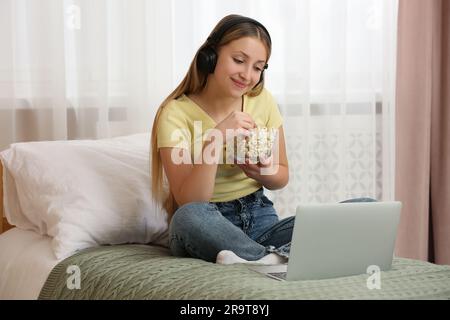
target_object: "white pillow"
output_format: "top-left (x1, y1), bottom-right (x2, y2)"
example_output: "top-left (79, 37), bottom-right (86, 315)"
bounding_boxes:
top-left (0, 133), bottom-right (168, 259)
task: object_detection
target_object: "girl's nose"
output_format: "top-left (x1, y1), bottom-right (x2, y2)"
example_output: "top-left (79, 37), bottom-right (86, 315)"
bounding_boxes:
top-left (239, 66), bottom-right (252, 81)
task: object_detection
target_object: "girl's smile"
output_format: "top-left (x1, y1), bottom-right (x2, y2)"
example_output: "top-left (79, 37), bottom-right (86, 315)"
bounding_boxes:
top-left (231, 78), bottom-right (248, 90)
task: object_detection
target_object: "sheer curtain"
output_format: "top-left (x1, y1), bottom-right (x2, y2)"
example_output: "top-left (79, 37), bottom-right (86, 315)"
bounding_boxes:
top-left (0, 0), bottom-right (174, 144)
top-left (0, 0), bottom-right (398, 216)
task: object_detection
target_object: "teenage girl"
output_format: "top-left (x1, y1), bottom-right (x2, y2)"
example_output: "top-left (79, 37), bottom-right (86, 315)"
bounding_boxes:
top-left (151, 14), bottom-right (293, 265)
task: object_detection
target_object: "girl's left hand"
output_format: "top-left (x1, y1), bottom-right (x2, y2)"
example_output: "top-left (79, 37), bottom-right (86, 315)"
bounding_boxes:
top-left (236, 155), bottom-right (274, 181)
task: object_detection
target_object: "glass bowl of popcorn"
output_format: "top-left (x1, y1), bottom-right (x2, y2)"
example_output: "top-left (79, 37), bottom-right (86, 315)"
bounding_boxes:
top-left (234, 127), bottom-right (277, 164)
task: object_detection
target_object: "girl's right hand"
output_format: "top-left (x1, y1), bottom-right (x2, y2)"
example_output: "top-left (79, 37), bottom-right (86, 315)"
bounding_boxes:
top-left (215, 111), bottom-right (256, 138)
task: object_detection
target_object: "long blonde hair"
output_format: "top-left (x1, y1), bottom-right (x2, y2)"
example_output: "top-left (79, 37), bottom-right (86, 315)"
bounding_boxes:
top-left (151, 14), bottom-right (272, 221)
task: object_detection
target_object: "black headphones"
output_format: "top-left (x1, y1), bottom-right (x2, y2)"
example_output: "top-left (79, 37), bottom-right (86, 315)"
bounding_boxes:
top-left (196, 16), bottom-right (271, 87)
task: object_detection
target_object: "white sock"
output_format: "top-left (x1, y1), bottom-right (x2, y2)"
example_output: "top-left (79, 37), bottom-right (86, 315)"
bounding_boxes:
top-left (256, 253), bottom-right (287, 265)
top-left (216, 250), bottom-right (249, 264)
top-left (216, 250), bottom-right (287, 265)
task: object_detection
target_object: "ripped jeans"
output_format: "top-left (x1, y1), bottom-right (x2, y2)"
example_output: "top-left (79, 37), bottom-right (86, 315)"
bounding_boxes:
top-left (169, 187), bottom-right (376, 263)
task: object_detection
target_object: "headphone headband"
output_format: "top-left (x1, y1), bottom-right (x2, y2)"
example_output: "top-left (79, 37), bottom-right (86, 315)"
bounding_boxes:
top-left (207, 16), bottom-right (272, 47)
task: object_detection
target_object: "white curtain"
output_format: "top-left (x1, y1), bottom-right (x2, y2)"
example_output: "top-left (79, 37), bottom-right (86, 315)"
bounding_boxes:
top-left (0, 0), bottom-right (398, 217)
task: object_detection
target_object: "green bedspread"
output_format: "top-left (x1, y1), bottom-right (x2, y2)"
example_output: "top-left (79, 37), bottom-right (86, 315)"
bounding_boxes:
top-left (38, 244), bottom-right (450, 300)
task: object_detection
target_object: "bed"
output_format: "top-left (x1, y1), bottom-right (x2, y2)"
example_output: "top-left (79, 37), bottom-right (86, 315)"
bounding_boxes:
top-left (1, 134), bottom-right (450, 300)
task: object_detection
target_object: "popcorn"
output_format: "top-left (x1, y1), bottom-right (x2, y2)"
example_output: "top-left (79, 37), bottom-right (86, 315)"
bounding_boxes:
top-left (234, 127), bottom-right (277, 164)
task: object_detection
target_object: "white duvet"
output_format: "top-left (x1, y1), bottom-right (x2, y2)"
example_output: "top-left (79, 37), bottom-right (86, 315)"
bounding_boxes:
top-left (0, 228), bottom-right (60, 300)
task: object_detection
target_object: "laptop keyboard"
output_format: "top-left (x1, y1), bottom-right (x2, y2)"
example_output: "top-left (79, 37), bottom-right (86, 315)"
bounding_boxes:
top-left (267, 272), bottom-right (287, 280)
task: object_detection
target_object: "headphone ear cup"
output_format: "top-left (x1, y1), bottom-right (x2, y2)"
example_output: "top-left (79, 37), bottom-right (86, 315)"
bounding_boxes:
top-left (197, 46), bottom-right (217, 74)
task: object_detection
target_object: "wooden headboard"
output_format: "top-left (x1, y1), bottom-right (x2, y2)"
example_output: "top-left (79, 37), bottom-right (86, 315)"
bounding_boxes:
top-left (0, 161), bottom-right (14, 234)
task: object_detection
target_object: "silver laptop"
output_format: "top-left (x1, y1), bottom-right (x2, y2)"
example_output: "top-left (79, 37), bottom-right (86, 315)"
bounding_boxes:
top-left (249, 201), bottom-right (402, 281)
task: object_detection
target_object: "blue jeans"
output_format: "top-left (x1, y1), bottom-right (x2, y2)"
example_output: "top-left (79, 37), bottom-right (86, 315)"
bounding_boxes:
top-left (169, 188), bottom-right (376, 262)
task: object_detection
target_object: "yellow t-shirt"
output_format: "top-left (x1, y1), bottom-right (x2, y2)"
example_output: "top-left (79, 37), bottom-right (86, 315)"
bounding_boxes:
top-left (156, 88), bottom-right (283, 202)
